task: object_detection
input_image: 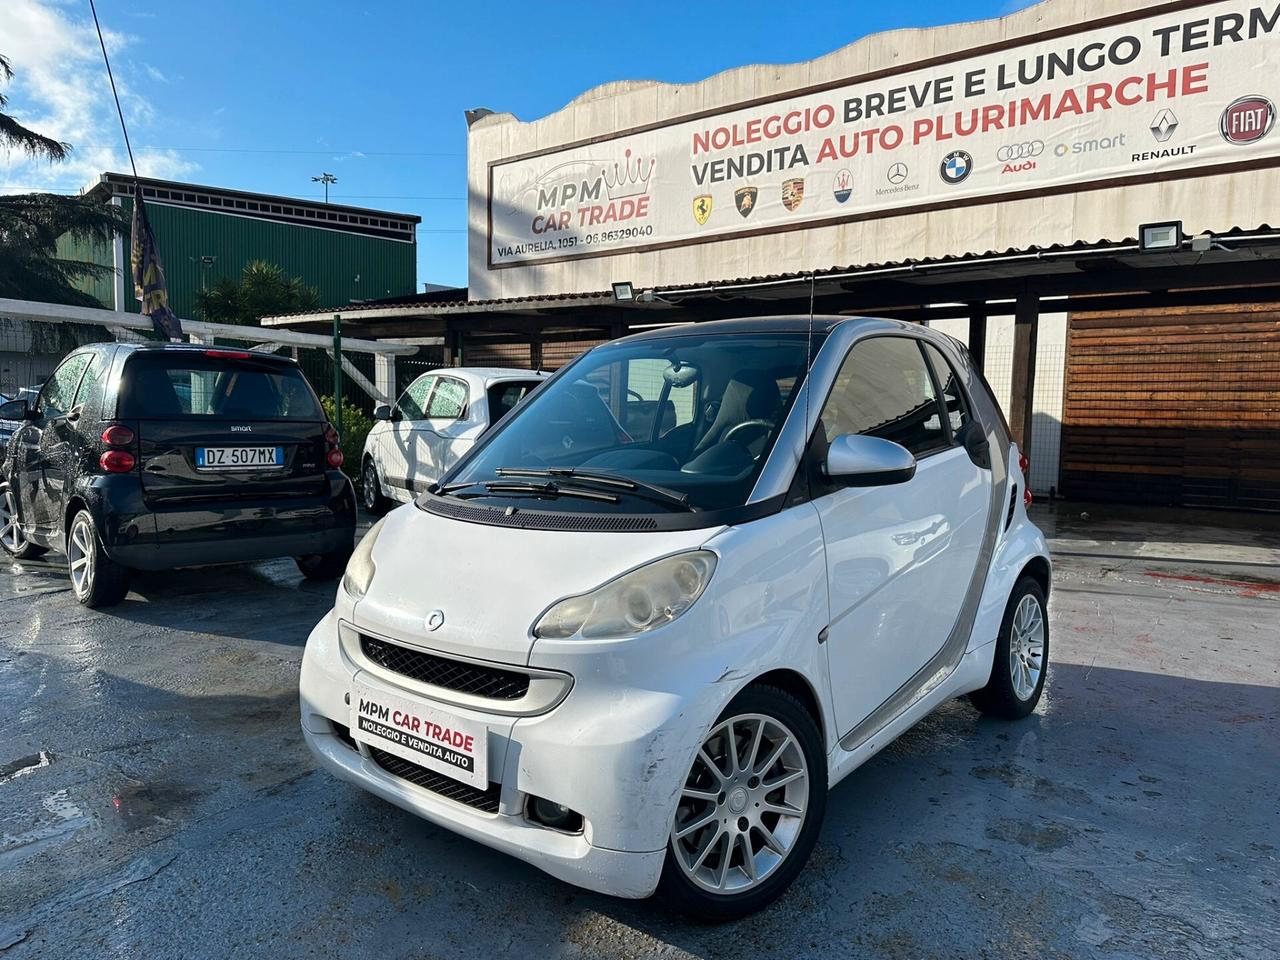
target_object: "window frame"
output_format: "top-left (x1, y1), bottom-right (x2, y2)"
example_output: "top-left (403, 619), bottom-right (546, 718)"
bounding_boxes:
top-left (921, 341), bottom-right (975, 447)
top-left (395, 374), bottom-right (435, 421)
top-left (814, 333), bottom-right (955, 462)
top-left (37, 352), bottom-right (93, 421)
top-left (425, 375), bottom-right (469, 421)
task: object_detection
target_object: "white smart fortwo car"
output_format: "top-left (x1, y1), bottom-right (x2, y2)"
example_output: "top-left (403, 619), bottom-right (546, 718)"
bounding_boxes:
top-left (300, 316), bottom-right (1050, 919)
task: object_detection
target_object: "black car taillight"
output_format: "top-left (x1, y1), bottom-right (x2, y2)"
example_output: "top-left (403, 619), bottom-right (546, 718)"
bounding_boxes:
top-left (100, 450), bottom-right (136, 473)
top-left (323, 423), bottom-right (343, 469)
top-left (99, 423), bottom-right (137, 473)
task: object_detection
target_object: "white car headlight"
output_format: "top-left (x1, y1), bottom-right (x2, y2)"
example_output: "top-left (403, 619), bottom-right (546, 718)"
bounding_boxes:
top-left (342, 516), bottom-right (388, 600)
top-left (533, 551), bottom-right (717, 640)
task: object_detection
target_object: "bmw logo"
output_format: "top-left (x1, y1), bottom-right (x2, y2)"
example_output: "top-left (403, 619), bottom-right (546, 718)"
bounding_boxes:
top-left (940, 150), bottom-right (972, 185)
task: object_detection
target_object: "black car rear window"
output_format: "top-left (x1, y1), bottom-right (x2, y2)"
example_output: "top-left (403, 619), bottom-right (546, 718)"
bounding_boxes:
top-left (117, 353), bottom-right (323, 420)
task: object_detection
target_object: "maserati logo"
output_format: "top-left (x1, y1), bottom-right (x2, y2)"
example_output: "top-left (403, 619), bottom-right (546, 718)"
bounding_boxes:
top-left (425, 609), bottom-right (445, 631)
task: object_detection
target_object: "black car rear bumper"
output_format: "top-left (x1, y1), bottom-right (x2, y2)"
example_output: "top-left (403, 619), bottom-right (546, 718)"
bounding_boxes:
top-left (86, 471), bottom-right (356, 570)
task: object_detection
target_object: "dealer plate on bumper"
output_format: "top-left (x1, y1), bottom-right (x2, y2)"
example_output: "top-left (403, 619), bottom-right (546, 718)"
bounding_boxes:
top-left (350, 679), bottom-right (488, 790)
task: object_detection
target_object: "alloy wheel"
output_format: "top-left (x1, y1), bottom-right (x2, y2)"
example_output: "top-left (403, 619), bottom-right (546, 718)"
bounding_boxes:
top-left (1008, 593), bottom-right (1045, 700)
top-left (1, 488), bottom-right (25, 554)
top-left (670, 713), bottom-right (809, 894)
top-left (363, 462), bottom-right (379, 510)
top-left (68, 517), bottom-right (95, 600)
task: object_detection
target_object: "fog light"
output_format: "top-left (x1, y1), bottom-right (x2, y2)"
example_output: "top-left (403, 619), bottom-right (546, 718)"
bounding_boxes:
top-left (527, 796), bottom-right (583, 833)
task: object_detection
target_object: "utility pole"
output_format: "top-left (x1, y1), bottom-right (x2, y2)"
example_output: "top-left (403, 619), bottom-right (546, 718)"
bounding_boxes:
top-left (311, 172), bottom-right (337, 203)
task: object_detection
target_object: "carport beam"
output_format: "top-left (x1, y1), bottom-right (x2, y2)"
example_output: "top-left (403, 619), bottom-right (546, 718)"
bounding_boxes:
top-left (1009, 293), bottom-right (1039, 452)
top-left (967, 303), bottom-right (987, 375)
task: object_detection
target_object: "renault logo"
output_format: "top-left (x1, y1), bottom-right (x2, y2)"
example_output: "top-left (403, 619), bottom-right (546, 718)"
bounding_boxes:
top-left (426, 610), bottom-right (445, 631)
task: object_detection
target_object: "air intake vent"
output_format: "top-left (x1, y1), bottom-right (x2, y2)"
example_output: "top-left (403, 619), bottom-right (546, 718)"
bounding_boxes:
top-left (360, 635), bottom-right (530, 700)
top-left (1005, 483), bottom-right (1018, 530)
top-left (423, 497), bottom-right (659, 532)
top-left (368, 747), bottom-right (501, 813)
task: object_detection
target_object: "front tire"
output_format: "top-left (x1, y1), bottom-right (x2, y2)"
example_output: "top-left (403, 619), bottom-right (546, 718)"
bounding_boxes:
top-left (657, 684), bottom-right (827, 921)
top-left (0, 483), bottom-right (46, 560)
top-left (296, 541), bottom-right (353, 580)
top-left (361, 458), bottom-right (390, 515)
top-left (67, 509), bottom-right (130, 607)
top-left (969, 576), bottom-right (1049, 719)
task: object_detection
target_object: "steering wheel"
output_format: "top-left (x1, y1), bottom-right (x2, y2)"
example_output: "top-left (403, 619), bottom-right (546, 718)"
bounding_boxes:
top-left (722, 419), bottom-right (774, 447)
top-left (627, 389), bottom-right (644, 402)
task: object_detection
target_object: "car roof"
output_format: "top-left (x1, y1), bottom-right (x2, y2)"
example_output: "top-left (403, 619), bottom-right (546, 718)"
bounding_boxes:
top-left (116, 342), bottom-right (296, 364)
top-left (412, 367), bottom-right (548, 388)
top-left (614, 315), bottom-right (892, 343)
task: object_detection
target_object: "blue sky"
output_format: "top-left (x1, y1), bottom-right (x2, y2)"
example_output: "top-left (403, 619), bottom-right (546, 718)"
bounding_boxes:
top-left (1, 0), bottom-right (1038, 288)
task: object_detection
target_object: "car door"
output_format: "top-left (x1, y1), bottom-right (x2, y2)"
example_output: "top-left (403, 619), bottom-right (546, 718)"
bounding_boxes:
top-left (21, 352), bottom-right (93, 534)
top-left (814, 335), bottom-right (991, 737)
top-left (379, 374), bottom-right (433, 495)
top-left (417, 375), bottom-right (474, 485)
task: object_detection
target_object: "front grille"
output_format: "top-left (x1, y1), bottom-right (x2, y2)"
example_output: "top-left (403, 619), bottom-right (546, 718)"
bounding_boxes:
top-left (360, 635), bottom-right (530, 701)
top-left (368, 747), bottom-right (501, 813)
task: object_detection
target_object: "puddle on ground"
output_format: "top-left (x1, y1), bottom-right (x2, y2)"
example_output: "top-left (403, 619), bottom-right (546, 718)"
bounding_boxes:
top-left (111, 782), bottom-right (201, 831)
top-left (0, 789), bottom-right (95, 868)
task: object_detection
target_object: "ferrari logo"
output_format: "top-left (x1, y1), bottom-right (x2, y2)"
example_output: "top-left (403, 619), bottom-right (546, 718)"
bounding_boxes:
top-left (734, 186), bottom-right (758, 218)
top-left (692, 194), bottom-right (712, 225)
top-left (781, 178), bottom-right (805, 212)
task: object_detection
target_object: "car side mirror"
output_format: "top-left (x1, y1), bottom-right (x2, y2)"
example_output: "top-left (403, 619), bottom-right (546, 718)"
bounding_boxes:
top-left (0, 399), bottom-right (27, 421)
top-left (373, 404), bottom-right (392, 421)
top-left (824, 434), bottom-right (917, 486)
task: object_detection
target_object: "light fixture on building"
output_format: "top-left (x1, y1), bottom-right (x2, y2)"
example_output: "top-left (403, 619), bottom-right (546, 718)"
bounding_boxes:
top-left (1138, 220), bottom-right (1182, 252)
top-left (612, 281), bottom-right (635, 302)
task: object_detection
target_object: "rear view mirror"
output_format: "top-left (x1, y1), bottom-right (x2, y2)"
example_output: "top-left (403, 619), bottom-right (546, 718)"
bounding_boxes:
top-left (373, 404), bottom-right (393, 421)
top-left (824, 434), bottom-right (916, 486)
top-left (662, 361), bottom-right (699, 388)
top-left (0, 399), bottom-right (28, 421)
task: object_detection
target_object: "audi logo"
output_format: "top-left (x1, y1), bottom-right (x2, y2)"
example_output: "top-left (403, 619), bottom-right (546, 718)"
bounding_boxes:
top-left (997, 141), bottom-right (1045, 162)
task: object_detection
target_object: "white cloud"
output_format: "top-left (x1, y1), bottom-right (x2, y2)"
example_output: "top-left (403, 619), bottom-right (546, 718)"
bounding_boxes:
top-left (143, 63), bottom-right (168, 84)
top-left (0, 0), bottom-right (198, 194)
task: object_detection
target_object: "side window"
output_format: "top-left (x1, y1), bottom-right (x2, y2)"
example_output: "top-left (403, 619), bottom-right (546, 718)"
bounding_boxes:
top-left (923, 343), bottom-right (970, 438)
top-left (397, 375), bottom-right (434, 420)
top-left (38, 354), bottom-right (91, 420)
top-left (487, 381), bottom-right (540, 424)
top-left (427, 377), bottom-right (467, 419)
top-left (819, 337), bottom-right (948, 457)
top-left (71, 354), bottom-right (106, 414)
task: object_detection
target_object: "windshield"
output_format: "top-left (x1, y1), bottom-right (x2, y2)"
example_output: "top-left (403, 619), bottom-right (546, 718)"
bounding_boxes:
top-left (439, 332), bottom-right (814, 513)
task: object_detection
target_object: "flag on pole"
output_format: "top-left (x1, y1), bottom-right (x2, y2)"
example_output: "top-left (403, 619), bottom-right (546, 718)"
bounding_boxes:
top-left (130, 185), bottom-right (183, 340)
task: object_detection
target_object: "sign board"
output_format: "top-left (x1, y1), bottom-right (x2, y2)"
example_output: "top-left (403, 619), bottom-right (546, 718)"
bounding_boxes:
top-left (488, 0), bottom-right (1280, 267)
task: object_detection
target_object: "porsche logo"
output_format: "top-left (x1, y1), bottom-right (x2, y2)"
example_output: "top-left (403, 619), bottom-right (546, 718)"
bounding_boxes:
top-left (692, 194), bottom-right (713, 225)
top-left (734, 186), bottom-right (757, 218)
top-left (781, 178), bottom-right (805, 212)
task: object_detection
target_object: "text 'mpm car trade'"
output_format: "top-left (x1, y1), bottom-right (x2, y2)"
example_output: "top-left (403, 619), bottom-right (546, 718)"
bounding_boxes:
top-left (0, 344), bottom-right (356, 606)
top-left (359, 367), bottom-right (547, 513)
top-left (299, 316), bottom-right (1050, 919)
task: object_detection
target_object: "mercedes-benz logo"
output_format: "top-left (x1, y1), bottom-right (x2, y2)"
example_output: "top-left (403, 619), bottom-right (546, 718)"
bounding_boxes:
top-left (426, 609), bottom-right (445, 631)
top-left (886, 162), bottom-right (908, 184)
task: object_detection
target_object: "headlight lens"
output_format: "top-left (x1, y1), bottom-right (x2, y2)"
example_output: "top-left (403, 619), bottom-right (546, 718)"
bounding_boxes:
top-left (342, 516), bottom-right (387, 600)
top-left (533, 551), bottom-right (717, 639)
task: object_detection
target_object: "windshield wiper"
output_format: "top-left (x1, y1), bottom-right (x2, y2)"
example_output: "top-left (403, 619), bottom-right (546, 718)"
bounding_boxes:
top-left (495, 467), bottom-right (694, 511)
top-left (437, 479), bottom-right (619, 504)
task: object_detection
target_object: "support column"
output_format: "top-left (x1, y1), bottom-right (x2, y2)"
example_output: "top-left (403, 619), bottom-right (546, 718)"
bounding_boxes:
top-left (1009, 292), bottom-right (1039, 453)
top-left (967, 303), bottom-right (987, 375)
top-left (374, 353), bottom-right (395, 405)
top-left (530, 334), bottom-right (544, 371)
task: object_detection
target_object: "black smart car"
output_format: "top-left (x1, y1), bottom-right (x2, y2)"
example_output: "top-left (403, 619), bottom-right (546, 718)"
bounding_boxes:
top-left (0, 343), bottom-right (356, 607)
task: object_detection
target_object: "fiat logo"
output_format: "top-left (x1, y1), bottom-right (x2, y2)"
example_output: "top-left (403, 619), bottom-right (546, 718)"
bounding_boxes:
top-left (1220, 95), bottom-right (1275, 145)
top-left (426, 610), bottom-right (445, 631)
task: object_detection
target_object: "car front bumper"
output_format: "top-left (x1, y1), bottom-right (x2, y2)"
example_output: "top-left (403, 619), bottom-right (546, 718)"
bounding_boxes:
top-left (297, 605), bottom-right (753, 900)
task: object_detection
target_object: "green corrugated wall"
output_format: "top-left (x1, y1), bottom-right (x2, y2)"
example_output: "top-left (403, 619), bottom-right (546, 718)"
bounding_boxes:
top-left (61, 196), bottom-right (417, 318)
top-left (54, 230), bottom-right (116, 307)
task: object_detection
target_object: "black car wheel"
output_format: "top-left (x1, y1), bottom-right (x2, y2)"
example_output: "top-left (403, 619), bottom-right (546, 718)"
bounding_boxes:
top-left (296, 541), bottom-right (353, 580)
top-left (0, 483), bottom-right (46, 560)
top-left (969, 576), bottom-right (1049, 720)
top-left (362, 458), bottom-right (390, 515)
top-left (67, 509), bottom-right (130, 607)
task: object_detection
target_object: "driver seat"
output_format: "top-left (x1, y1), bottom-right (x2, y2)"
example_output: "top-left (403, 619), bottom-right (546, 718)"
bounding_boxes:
top-left (691, 369), bottom-right (781, 458)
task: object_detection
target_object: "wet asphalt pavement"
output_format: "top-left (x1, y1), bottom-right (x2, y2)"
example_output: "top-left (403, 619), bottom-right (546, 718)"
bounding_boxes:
top-left (0, 517), bottom-right (1277, 959)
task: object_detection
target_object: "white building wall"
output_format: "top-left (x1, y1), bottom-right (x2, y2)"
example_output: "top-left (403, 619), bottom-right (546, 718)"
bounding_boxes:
top-left (931, 313), bottom-right (1067, 495)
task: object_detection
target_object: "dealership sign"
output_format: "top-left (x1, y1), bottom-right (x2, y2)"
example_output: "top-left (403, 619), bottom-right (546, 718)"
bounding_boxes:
top-left (487, 1), bottom-right (1280, 267)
